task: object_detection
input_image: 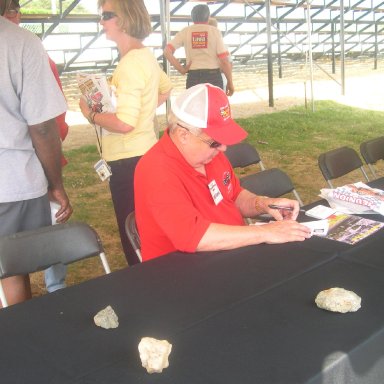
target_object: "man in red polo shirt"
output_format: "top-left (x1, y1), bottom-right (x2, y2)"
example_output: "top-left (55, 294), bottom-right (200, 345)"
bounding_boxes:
top-left (163, 4), bottom-right (234, 96)
top-left (134, 84), bottom-right (311, 261)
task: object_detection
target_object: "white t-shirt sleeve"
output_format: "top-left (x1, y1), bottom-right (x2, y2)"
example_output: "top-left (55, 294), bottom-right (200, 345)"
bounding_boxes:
top-left (20, 34), bottom-right (67, 126)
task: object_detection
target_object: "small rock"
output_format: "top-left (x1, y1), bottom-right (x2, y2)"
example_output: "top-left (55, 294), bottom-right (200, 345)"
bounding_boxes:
top-left (94, 305), bottom-right (119, 329)
top-left (138, 337), bottom-right (172, 374)
top-left (315, 287), bottom-right (361, 313)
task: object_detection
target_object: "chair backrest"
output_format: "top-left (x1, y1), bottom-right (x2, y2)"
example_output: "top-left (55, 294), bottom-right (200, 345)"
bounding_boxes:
top-left (0, 221), bottom-right (110, 307)
top-left (240, 168), bottom-right (304, 206)
top-left (225, 142), bottom-right (266, 171)
top-left (125, 211), bottom-right (142, 263)
top-left (360, 136), bottom-right (384, 179)
top-left (318, 146), bottom-right (369, 188)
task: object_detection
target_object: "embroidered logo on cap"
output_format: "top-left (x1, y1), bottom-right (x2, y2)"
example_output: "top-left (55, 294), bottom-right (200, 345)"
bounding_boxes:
top-left (220, 105), bottom-right (230, 120)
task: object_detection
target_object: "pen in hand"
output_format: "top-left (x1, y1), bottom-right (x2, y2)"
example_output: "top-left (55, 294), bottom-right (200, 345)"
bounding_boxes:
top-left (268, 204), bottom-right (305, 212)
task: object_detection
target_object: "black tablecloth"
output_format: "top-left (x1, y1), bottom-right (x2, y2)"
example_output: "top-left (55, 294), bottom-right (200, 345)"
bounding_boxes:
top-left (1, 177), bottom-right (384, 383)
top-left (1, 220), bottom-right (384, 384)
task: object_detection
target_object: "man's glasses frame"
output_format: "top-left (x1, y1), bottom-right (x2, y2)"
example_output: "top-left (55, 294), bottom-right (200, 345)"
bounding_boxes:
top-left (177, 123), bottom-right (222, 149)
top-left (100, 11), bottom-right (117, 21)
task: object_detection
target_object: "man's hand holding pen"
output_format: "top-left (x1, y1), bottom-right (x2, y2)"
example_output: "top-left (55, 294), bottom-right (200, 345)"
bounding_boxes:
top-left (266, 200), bottom-right (302, 221)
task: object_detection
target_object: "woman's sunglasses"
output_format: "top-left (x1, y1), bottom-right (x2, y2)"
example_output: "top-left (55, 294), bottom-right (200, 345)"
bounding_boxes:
top-left (100, 11), bottom-right (117, 21)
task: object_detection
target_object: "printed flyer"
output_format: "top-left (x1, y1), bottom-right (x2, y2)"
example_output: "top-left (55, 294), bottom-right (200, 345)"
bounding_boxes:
top-left (324, 214), bottom-right (384, 244)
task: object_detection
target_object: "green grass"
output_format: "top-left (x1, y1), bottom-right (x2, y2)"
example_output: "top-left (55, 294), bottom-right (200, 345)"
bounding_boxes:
top-left (242, 101), bottom-right (382, 153)
top-left (37, 100), bottom-right (382, 294)
top-left (236, 100), bottom-right (384, 203)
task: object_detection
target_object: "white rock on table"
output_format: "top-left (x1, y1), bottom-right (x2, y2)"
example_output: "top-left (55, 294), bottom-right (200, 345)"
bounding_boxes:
top-left (315, 287), bottom-right (361, 313)
top-left (138, 337), bottom-right (172, 374)
top-left (94, 305), bottom-right (119, 329)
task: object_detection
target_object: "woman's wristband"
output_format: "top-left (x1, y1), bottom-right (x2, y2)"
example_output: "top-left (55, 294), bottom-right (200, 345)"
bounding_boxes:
top-left (87, 111), bottom-right (97, 125)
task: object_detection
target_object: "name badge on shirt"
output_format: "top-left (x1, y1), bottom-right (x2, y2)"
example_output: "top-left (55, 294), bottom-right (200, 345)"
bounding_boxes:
top-left (208, 180), bottom-right (223, 206)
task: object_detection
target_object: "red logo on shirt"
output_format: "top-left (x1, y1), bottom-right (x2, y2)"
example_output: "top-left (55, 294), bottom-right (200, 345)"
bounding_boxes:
top-left (223, 171), bottom-right (230, 186)
top-left (223, 171), bottom-right (233, 195)
top-left (191, 32), bottom-right (208, 49)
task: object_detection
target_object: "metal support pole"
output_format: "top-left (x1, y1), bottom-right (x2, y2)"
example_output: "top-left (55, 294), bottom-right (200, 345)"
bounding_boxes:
top-left (306, 0), bottom-right (315, 112)
top-left (266, 0), bottom-right (274, 108)
top-left (340, 0), bottom-right (345, 95)
top-left (159, 0), bottom-right (170, 72)
top-left (374, 23), bottom-right (378, 70)
top-left (159, 0), bottom-right (171, 119)
top-left (331, 22), bottom-right (336, 74)
top-left (277, 21), bottom-right (283, 79)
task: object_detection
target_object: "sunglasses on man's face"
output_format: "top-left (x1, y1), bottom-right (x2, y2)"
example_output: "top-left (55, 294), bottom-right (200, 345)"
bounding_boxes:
top-left (177, 124), bottom-right (222, 149)
top-left (198, 136), bottom-right (222, 149)
top-left (100, 11), bottom-right (117, 21)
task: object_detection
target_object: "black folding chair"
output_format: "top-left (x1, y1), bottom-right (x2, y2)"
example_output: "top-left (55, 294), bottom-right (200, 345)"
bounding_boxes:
top-left (225, 142), bottom-right (266, 171)
top-left (240, 168), bottom-right (304, 207)
top-left (360, 136), bottom-right (384, 179)
top-left (318, 146), bottom-right (369, 188)
top-left (0, 222), bottom-right (110, 307)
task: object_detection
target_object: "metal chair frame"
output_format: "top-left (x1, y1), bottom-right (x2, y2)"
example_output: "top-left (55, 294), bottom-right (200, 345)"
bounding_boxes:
top-left (124, 211), bottom-right (142, 263)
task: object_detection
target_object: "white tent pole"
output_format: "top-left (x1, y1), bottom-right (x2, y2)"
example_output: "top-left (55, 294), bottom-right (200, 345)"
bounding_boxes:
top-left (159, 0), bottom-right (171, 117)
top-left (159, 0), bottom-right (170, 70)
top-left (340, 0), bottom-right (345, 95)
top-left (306, 0), bottom-right (315, 112)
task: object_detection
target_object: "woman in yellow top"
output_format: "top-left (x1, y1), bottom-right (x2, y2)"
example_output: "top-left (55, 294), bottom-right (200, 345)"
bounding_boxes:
top-left (80, 0), bottom-right (172, 266)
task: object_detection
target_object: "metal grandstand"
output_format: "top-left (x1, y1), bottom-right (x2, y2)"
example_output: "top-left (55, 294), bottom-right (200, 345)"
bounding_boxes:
top-left (19, 0), bottom-right (384, 73)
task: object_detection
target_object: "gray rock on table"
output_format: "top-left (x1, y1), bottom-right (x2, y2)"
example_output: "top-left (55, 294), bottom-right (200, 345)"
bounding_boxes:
top-left (94, 305), bottom-right (119, 329)
top-left (315, 287), bottom-right (361, 313)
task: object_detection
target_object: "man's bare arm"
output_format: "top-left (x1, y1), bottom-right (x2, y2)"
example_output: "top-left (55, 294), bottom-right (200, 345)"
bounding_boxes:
top-left (163, 46), bottom-right (191, 75)
top-left (219, 57), bottom-right (234, 96)
top-left (28, 118), bottom-right (72, 222)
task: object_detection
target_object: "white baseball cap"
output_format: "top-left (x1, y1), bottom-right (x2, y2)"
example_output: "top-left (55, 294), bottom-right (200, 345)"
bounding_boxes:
top-left (171, 83), bottom-right (248, 145)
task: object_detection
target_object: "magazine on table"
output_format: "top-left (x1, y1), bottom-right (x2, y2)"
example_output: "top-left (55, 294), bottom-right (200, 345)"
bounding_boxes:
top-left (253, 206), bottom-right (383, 244)
top-left (320, 182), bottom-right (384, 215)
top-left (321, 213), bottom-right (384, 245)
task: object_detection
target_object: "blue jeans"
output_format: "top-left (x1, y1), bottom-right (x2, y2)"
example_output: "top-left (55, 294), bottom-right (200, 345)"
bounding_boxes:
top-left (44, 264), bottom-right (67, 293)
